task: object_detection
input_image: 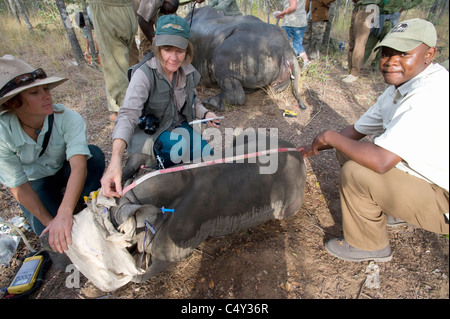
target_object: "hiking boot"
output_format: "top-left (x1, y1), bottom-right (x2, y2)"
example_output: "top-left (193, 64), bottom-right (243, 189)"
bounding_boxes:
top-left (325, 238), bottom-right (393, 262)
top-left (387, 215), bottom-right (407, 227)
top-left (342, 74), bottom-right (359, 83)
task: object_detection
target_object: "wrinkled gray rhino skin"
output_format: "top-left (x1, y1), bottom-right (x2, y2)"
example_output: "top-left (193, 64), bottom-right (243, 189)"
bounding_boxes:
top-left (110, 135), bottom-right (306, 281)
top-left (185, 6), bottom-right (306, 111)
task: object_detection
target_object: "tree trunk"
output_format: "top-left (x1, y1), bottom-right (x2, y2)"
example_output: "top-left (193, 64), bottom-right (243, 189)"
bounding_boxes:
top-left (55, 0), bottom-right (85, 66)
top-left (438, 0), bottom-right (448, 19)
top-left (428, 0), bottom-right (440, 20)
top-left (7, 0), bottom-right (21, 24)
top-left (14, 0), bottom-right (32, 30)
top-left (323, 1), bottom-right (337, 46)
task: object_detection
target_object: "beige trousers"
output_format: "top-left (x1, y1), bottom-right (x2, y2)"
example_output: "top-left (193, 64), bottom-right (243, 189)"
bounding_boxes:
top-left (90, 0), bottom-right (138, 112)
top-left (336, 151), bottom-right (449, 251)
top-left (347, 6), bottom-right (372, 77)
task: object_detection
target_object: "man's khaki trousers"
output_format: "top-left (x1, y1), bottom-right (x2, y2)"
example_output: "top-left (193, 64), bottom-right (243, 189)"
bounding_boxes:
top-left (337, 151), bottom-right (449, 251)
top-left (90, 0), bottom-right (138, 113)
top-left (347, 6), bottom-right (372, 77)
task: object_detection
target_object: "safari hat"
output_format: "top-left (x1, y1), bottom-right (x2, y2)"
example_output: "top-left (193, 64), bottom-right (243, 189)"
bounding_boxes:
top-left (374, 18), bottom-right (437, 52)
top-left (155, 14), bottom-right (190, 50)
top-left (0, 55), bottom-right (67, 109)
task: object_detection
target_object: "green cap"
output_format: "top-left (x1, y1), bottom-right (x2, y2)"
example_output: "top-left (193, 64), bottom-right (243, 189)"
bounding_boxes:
top-left (155, 15), bottom-right (190, 50)
top-left (374, 18), bottom-right (437, 52)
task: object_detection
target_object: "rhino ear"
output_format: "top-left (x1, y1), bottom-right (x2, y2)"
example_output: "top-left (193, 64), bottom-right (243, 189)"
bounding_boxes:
top-left (134, 204), bottom-right (161, 228)
top-left (112, 203), bottom-right (161, 228)
top-left (111, 203), bottom-right (143, 226)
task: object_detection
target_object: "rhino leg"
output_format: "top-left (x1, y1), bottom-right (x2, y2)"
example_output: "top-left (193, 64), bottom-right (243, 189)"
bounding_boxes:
top-left (219, 76), bottom-right (246, 106)
top-left (202, 74), bottom-right (247, 110)
top-left (202, 92), bottom-right (226, 111)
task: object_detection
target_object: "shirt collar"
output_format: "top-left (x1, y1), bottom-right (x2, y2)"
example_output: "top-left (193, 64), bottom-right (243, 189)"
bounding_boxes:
top-left (396, 63), bottom-right (438, 97)
top-left (10, 114), bottom-right (50, 147)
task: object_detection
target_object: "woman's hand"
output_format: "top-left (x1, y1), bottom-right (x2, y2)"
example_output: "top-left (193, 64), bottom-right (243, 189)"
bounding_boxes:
top-left (101, 138), bottom-right (127, 198)
top-left (101, 163), bottom-right (123, 197)
top-left (204, 111), bottom-right (221, 128)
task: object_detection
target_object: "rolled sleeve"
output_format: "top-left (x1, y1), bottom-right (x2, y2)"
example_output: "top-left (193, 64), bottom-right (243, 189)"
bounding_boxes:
top-left (194, 95), bottom-right (209, 120)
top-left (112, 68), bottom-right (150, 145)
top-left (0, 140), bottom-right (28, 188)
top-left (59, 109), bottom-right (92, 160)
top-left (137, 0), bottom-right (162, 22)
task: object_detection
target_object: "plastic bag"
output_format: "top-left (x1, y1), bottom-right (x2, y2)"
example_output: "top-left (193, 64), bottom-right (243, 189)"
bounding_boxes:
top-left (0, 217), bottom-right (30, 266)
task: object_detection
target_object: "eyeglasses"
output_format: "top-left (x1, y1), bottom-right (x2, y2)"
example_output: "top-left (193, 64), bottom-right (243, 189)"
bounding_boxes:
top-left (0, 68), bottom-right (47, 98)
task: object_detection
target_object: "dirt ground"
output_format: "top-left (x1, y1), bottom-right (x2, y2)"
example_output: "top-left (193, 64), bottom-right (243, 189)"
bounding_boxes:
top-left (0, 52), bottom-right (448, 302)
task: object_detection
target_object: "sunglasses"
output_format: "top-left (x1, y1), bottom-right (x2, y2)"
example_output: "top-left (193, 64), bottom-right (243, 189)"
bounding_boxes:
top-left (0, 68), bottom-right (47, 98)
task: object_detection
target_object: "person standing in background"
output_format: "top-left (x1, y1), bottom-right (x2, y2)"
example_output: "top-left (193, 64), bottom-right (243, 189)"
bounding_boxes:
top-left (303, 0), bottom-right (336, 60)
top-left (209, 0), bottom-right (243, 16)
top-left (89, 0), bottom-right (139, 122)
top-left (342, 0), bottom-right (380, 83)
top-left (276, 0), bottom-right (311, 67)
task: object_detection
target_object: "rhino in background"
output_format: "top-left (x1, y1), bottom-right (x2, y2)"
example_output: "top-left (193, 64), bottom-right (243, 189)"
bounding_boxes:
top-left (185, 6), bottom-right (306, 111)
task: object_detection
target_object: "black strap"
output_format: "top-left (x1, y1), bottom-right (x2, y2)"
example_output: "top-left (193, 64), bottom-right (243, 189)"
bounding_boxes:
top-left (39, 114), bottom-right (54, 157)
top-left (127, 51), bottom-right (154, 81)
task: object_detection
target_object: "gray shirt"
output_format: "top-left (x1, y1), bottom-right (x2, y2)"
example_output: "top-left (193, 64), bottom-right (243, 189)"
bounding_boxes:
top-left (112, 57), bottom-right (208, 149)
top-left (282, 0), bottom-right (307, 28)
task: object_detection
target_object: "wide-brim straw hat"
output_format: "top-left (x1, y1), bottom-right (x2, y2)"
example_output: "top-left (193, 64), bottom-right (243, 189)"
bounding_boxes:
top-left (0, 55), bottom-right (68, 111)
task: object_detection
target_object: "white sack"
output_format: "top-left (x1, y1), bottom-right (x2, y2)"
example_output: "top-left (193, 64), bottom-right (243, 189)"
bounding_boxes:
top-left (65, 190), bottom-right (144, 292)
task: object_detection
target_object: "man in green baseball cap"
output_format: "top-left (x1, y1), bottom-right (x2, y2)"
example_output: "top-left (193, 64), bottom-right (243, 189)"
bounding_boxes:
top-left (299, 18), bottom-right (449, 262)
top-left (373, 18), bottom-right (438, 88)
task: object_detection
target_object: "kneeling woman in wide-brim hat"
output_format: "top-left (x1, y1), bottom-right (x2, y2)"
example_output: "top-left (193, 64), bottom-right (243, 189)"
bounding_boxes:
top-left (0, 55), bottom-right (105, 254)
top-left (101, 14), bottom-right (221, 198)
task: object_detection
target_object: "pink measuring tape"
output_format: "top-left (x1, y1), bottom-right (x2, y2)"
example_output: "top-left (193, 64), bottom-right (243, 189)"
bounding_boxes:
top-left (122, 147), bottom-right (301, 195)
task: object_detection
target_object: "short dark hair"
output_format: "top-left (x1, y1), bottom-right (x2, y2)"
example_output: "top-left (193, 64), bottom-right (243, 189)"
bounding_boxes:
top-left (160, 0), bottom-right (179, 15)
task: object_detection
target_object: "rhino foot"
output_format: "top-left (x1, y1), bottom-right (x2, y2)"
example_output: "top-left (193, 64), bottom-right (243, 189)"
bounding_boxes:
top-left (202, 93), bottom-right (226, 111)
top-left (132, 257), bottom-right (174, 282)
top-left (297, 99), bottom-right (307, 110)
